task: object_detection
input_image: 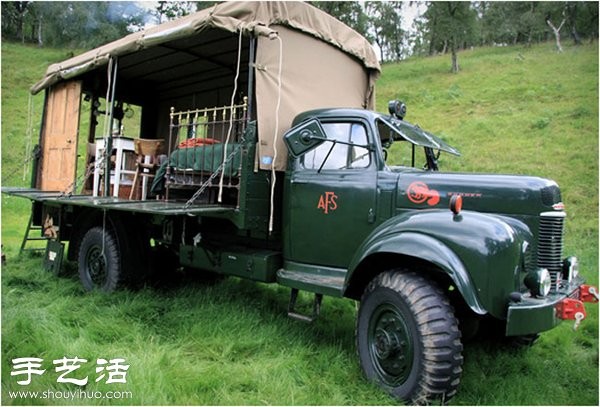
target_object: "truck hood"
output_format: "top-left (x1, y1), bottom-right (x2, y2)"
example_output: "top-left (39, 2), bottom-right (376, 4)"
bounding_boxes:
top-left (393, 171), bottom-right (563, 216)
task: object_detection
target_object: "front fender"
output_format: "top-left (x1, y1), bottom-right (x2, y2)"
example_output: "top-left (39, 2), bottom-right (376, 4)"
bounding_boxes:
top-left (346, 210), bottom-right (531, 318)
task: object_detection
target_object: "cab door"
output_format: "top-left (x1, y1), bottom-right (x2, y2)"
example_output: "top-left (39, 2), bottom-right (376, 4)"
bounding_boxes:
top-left (285, 120), bottom-right (377, 268)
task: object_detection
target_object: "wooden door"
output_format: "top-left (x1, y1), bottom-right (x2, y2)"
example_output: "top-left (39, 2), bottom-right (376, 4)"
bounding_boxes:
top-left (39, 81), bottom-right (82, 192)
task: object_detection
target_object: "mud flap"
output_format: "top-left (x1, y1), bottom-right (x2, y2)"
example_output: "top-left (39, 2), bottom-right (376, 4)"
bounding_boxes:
top-left (43, 240), bottom-right (65, 275)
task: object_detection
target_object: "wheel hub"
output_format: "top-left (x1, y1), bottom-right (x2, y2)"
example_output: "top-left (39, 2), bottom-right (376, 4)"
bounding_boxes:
top-left (86, 246), bottom-right (107, 286)
top-left (369, 307), bottom-right (413, 385)
top-left (374, 327), bottom-right (401, 359)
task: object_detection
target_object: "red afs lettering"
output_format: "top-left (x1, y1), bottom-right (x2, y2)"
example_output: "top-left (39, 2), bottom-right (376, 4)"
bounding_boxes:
top-left (318, 192), bottom-right (338, 214)
top-left (407, 181), bottom-right (440, 206)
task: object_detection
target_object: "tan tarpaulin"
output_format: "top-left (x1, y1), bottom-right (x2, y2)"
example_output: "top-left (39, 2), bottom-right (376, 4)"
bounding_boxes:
top-left (30, 1), bottom-right (380, 171)
top-left (31, 2), bottom-right (379, 94)
top-left (255, 25), bottom-right (374, 170)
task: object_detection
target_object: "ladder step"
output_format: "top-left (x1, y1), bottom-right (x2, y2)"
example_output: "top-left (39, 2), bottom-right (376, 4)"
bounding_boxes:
top-left (20, 212), bottom-right (49, 254)
top-left (287, 288), bottom-right (323, 323)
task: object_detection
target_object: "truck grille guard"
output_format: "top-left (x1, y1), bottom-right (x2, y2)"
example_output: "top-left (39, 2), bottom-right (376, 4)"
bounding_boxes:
top-left (537, 212), bottom-right (565, 292)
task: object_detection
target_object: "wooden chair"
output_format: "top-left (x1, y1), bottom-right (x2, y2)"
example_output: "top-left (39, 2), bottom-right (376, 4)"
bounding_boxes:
top-left (129, 139), bottom-right (165, 200)
top-left (81, 142), bottom-right (97, 194)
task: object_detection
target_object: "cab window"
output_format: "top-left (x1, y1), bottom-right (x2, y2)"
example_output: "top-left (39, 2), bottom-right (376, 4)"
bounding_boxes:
top-left (302, 122), bottom-right (370, 170)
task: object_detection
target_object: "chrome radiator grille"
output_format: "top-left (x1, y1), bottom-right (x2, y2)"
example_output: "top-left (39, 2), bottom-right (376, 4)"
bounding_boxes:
top-left (537, 212), bottom-right (565, 291)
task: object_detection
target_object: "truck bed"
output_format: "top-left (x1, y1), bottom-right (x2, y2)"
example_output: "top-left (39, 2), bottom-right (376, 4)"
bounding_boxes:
top-left (2, 187), bottom-right (236, 216)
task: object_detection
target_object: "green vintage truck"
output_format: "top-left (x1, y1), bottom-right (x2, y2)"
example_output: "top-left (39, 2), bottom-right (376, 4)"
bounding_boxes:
top-left (3, 2), bottom-right (597, 404)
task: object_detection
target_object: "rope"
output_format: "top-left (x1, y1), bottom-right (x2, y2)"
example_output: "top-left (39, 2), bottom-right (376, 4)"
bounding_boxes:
top-left (57, 154), bottom-right (105, 198)
top-left (101, 59), bottom-right (114, 255)
top-left (102, 58), bottom-right (113, 162)
top-left (101, 208), bottom-right (107, 256)
top-left (184, 136), bottom-right (246, 209)
top-left (218, 28), bottom-right (243, 203)
top-left (23, 94), bottom-right (35, 181)
top-left (268, 35), bottom-right (283, 234)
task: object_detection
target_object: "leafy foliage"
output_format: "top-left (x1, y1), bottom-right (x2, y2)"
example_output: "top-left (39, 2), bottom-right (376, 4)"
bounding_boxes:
top-left (1, 1), bottom-right (146, 48)
top-left (365, 2), bottom-right (405, 62)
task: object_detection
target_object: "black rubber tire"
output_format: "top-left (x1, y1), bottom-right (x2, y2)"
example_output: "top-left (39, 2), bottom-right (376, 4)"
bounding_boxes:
top-left (356, 270), bottom-right (463, 405)
top-left (78, 226), bottom-right (122, 292)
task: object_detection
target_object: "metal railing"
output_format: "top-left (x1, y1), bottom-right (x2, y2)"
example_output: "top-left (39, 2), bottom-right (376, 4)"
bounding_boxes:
top-left (166, 97), bottom-right (248, 204)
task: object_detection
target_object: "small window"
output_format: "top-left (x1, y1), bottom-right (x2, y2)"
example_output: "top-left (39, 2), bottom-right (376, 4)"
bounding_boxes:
top-left (387, 140), bottom-right (416, 167)
top-left (303, 122), bottom-right (370, 170)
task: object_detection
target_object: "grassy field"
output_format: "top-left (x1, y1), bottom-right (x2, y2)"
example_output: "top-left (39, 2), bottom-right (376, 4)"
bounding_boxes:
top-left (1, 41), bottom-right (598, 405)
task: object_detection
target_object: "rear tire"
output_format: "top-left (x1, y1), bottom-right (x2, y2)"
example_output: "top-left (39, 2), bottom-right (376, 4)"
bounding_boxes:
top-left (356, 270), bottom-right (463, 405)
top-left (78, 227), bottom-right (121, 292)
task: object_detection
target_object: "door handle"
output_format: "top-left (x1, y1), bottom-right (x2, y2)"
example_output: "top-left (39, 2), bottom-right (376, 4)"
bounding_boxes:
top-left (368, 208), bottom-right (375, 223)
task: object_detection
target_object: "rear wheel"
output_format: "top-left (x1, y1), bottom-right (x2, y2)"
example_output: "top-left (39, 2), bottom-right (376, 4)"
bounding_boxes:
top-left (357, 270), bottom-right (463, 405)
top-left (78, 226), bottom-right (121, 292)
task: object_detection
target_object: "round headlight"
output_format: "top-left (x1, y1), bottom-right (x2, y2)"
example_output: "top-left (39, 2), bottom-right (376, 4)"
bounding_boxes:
top-left (388, 100), bottom-right (407, 119)
top-left (562, 256), bottom-right (579, 283)
top-left (524, 268), bottom-right (552, 297)
top-left (539, 268), bottom-right (552, 296)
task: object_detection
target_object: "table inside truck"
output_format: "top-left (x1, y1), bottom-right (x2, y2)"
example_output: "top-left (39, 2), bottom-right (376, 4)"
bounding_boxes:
top-left (92, 137), bottom-right (135, 198)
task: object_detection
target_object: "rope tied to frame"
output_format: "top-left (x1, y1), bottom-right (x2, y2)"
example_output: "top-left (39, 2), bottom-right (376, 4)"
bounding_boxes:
top-left (268, 34), bottom-right (283, 234)
top-left (218, 27), bottom-right (244, 203)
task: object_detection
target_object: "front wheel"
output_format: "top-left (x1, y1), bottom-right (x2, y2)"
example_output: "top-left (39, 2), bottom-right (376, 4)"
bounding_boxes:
top-left (356, 270), bottom-right (463, 405)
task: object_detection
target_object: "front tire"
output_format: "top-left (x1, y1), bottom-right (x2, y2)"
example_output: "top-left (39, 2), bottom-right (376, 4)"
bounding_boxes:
top-left (78, 226), bottom-right (121, 292)
top-left (357, 270), bottom-right (463, 405)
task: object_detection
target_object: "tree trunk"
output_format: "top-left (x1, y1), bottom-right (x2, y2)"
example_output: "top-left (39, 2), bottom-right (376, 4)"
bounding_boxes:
top-left (375, 37), bottom-right (385, 62)
top-left (37, 18), bottom-right (43, 47)
top-left (428, 14), bottom-right (437, 56)
top-left (571, 27), bottom-right (582, 45)
top-left (16, 18), bottom-right (24, 43)
top-left (546, 18), bottom-right (566, 52)
top-left (450, 41), bottom-right (459, 73)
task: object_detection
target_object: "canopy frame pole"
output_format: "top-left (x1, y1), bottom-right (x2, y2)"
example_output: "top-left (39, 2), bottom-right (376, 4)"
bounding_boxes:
top-left (246, 36), bottom-right (256, 124)
top-left (103, 57), bottom-right (119, 197)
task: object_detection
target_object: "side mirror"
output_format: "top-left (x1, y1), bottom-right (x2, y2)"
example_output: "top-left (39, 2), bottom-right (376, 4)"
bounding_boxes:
top-left (283, 119), bottom-right (327, 158)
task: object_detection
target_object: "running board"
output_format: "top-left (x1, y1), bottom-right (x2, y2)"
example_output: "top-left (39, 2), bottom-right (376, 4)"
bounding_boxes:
top-left (287, 288), bottom-right (323, 323)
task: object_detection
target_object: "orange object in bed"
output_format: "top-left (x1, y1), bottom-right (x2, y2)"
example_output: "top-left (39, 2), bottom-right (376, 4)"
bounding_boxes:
top-left (178, 138), bottom-right (220, 149)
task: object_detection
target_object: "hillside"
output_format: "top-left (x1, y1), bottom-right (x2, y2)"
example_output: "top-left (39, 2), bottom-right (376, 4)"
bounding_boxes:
top-left (1, 41), bottom-right (598, 405)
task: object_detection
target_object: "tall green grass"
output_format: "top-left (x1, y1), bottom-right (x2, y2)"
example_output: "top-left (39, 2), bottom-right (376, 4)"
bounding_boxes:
top-left (2, 41), bottom-right (598, 405)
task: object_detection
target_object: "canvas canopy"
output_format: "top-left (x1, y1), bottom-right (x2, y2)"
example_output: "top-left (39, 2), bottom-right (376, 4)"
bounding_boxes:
top-left (31, 1), bottom-right (381, 171)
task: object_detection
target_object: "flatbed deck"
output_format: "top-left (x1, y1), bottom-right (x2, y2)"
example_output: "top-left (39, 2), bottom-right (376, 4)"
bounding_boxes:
top-left (2, 187), bottom-right (236, 216)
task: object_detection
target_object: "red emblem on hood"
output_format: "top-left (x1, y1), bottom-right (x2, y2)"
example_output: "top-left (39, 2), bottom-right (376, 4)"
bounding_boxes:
top-left (407, 181), bottom-right (440, 206)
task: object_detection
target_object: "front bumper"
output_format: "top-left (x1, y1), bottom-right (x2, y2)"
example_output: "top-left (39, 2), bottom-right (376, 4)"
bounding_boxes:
top-left (506, 277), bottom-right (597, 336)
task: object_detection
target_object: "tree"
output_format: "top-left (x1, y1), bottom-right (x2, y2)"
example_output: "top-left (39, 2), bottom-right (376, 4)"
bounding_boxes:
top-left (477, 2), bottom-right (598, 48)
top-left (154, 1), bottom-right (196, 24)
top-left (422, 2), bottom-right (477, 73)
top-left (309, 1), bottom-right (371, 40)
top-left (365, 1), bottom-right (405, 62)
top-left (1, 1), bottom-right (31, 43)
top-left (546, 16), bottom-right (566, 52)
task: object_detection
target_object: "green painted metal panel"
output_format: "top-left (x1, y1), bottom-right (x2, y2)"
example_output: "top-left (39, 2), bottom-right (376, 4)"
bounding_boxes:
top-left (180, 244), bottom-right (281, 282)
top-left (277, 261), bottom-right (345, 297)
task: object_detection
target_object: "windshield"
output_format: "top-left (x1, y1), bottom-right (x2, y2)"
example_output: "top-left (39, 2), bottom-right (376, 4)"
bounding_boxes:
top-left (376, 116), bottom-right (460, 156)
